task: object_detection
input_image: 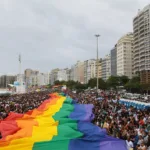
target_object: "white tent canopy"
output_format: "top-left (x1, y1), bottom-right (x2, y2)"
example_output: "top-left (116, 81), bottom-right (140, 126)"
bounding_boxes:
top-left (8, 84), bottom-right (15, 87)
top-left (0, 90), bottom-right (12, 96)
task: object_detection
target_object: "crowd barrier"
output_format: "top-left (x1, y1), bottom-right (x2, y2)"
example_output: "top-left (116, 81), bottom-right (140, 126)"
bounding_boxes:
top-left (119, 99), bottom-right (150, 110)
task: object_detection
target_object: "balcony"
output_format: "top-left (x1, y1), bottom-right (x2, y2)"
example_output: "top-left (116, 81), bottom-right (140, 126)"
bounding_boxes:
top-left (139, 66), bottom-right (146, 71)
top-left (134, 28), bottom-right (139, 33)
top-left (133, 28), bottom-right (139, 33)
top-left (134, 36), bottom-right (139, 41)
top-left (140, 59), bottom-right (145, 64)
top-left (134, 41), bottom-right (139, 45)
top-left (134, 45), bottom-right (139, 49)
top-left (145, 53), bottom-right (150, 58)
top-left (140, 40), bottom-right (145, 47)
top-left (134, 62), bottom-right (139, 67)
top-left (133, 17), bottom-right (138, 23)
top-left (134, 32), bottom-right (139, 37)
top-left (139, 43), bottom-right (145, 48)
top-left (139, 24), bottom-right (144, 29)
top-left (140, 54), bottom-right (146, 59)
top-left (134, 58), bottom-right (139, 62)
top-left (139, 49), bottom-right (145, 54)
top-left (139, 17), bottom-right (144, 23)
top-left (139, 36), bottom-right (145, 41)
top-left (140, 62), bottom-right (146, 66)
top-left (134, 55), bottom-right (139, 59)
top-left (134, 65), bottom-right (139, 70)
top-left (139, 31), bottom-right (144, 37)
top-left (134, 55), bottom-right (139, 60)
top-left (134, 53), bottom-right (139, 57)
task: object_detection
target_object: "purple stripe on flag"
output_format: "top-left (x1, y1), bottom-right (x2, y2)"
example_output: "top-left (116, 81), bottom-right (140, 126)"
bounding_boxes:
top-left (69, 121), bottom-right (127, 150)
top-left (99, 140), bottom-right (127, 150)
top-left (68, 103), bottom-right (127, 150)
top-left (69, 104), bottom-right (94, 121)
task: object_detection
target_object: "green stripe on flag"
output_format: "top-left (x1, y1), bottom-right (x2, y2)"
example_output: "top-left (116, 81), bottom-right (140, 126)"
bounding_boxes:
top-left (33, 97), bottom-right (83, 150)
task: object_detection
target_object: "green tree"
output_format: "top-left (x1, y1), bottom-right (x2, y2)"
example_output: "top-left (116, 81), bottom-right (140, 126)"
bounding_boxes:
top-left (119, 75), bottom-right (130, 85)
top-left (107, 76), bottom-right (120, 89)
top-left (99, 78), bottom-right (107, 90)
top-left (54, 80), bottom-right (61, 85)
top-left (74, 82), bottom-right (88, 90)
top-left (66, 80), bottom-right (77, 89)
top-left (88, 78), bottom-right (97, 88)
top-left (125, 76), bottom-right (141, 93)
top-left (54, 80), bottom-right (66, 85)
top-left (141, 83), bottom-right (150, 93)
top-left (131, 76), bottom-right (140, 83)
top-left (88, 78), bottom-right (107, 90)
top-left (46, 84), bottom-right (52, 88)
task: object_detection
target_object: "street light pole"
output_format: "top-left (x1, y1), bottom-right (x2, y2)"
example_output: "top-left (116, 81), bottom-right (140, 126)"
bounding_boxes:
top-left (95, 34), bottom-right (100, 93)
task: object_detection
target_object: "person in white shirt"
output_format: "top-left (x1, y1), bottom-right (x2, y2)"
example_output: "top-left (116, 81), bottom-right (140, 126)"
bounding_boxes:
top-left (126, 137), bottom-right (134, 150)
top-left (137, 142), bottom-right (147, 150)
top-left (137, 136), bottom-right (144, 145)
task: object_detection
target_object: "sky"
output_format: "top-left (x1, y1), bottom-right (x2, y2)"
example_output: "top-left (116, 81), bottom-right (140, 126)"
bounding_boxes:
top-left (0, 0), bottom-right (150, 74)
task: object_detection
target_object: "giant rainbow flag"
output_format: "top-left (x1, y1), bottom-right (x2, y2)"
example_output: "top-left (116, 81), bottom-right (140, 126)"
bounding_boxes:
top-left (0, 93), bottom-right (127, 150)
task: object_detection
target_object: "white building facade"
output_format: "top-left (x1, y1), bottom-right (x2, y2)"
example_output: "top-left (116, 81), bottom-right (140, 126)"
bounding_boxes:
top-left (102, 54), bottom-right (111, 80)
top-left (133, 4), bottom-right (150, 84)
top-left (117, 32), bottom-right (133, 79)
top-left (70, 61), bottom-right (84, 83)
top-left (57, 69), bottom-right (68, 81)
top-left (84, 59), bottom-right (102, 84)
top-left (87, 59), bottom-right (96, 83)
top-left (37, 73), bottom-right (49, 86)
top-left (50, 69), bottom-right (59, 85)
top-left (70, 65), bottom-right (77, 81)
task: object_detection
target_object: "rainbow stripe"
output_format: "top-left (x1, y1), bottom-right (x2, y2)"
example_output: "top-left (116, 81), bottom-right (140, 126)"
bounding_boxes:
top-left (0, 93), bottom-right (127, 150)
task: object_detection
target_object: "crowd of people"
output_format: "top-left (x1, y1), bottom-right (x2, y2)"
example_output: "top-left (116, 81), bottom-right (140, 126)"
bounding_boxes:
top-left (71, 90), bottom-right (150, 150)
top-left (0, 91), bottom-right (50, 120)
top-left (0, 89), bottom-right (150, 150)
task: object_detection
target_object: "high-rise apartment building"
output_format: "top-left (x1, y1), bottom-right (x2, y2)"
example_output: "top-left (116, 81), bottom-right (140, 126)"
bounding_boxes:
top-left (0, 75), bottom-right (17, 88)
top-left (37, 73), bottom-right (49, 86)
top-left (24, 69), bottom-right (39, 86)
top-left (76, 61), bottom-right (84, 84)
top-left (96, 59), bottom-right (102, 80)
top-left (24, 69), bottom-right (33, 78)
top-left (117, 33), bottom-right (134, 79)
top-left (84, 60), bottom-right (88, 84)
top-left (67, 69), bottom-right (71, 81)
top-left (133, 4), bottom-right (150, 84)
top-left (87, 59), bottom-right (96, 83)
top-left (102, 54), bottom-right (111, 80)
top-left (24, 69), bottom-right (48, 86)
top-left (111, 45), bottom-right (117, 76)
top-left (70, 65), bottom-right (77, 81)
top-left (84, 59), bottom-right (102, 84)
top-left (70, 61), bottom-right (85, 83)
top-left (48, 72), bottom-right (51, 85)
top-left (50, 68), bottom-right (60, 85)
top-left (57, 68), bottom-right (69, 81)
